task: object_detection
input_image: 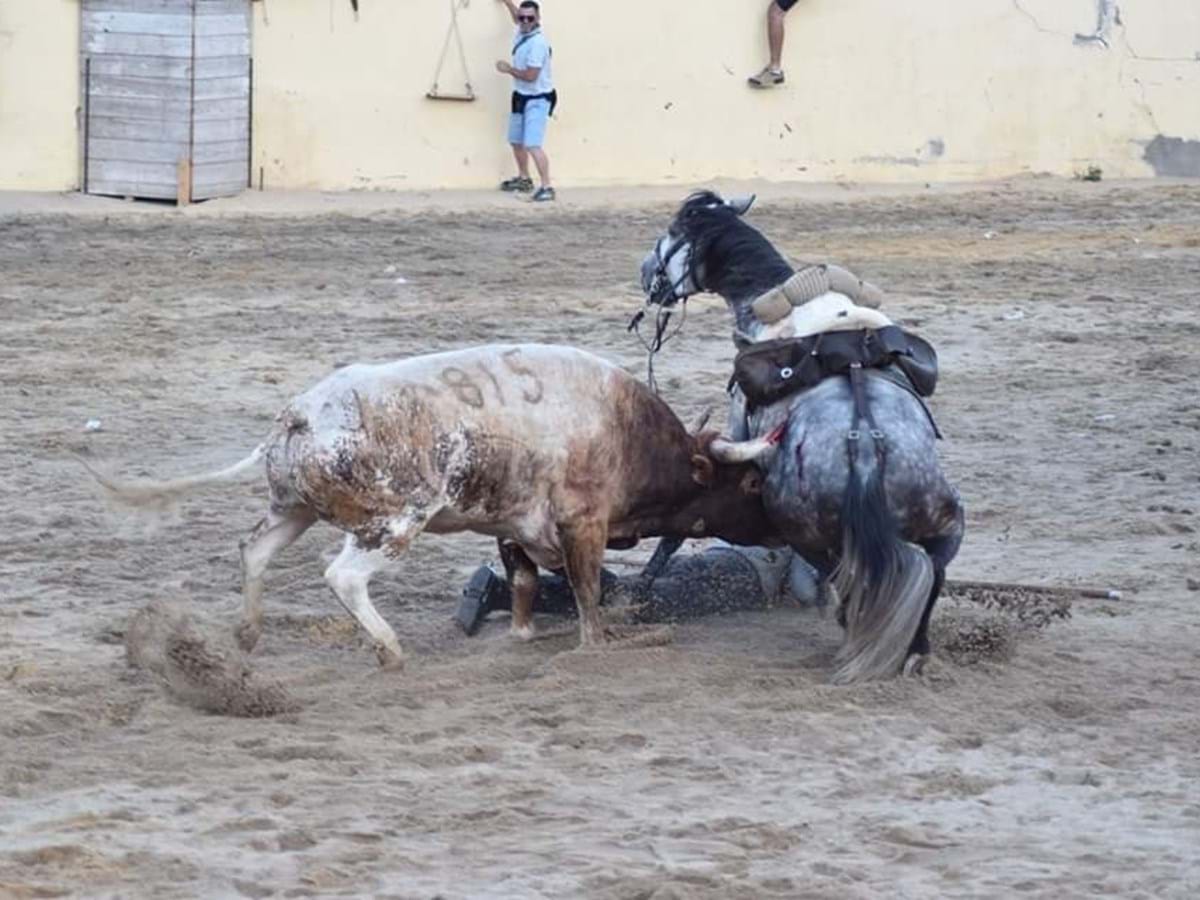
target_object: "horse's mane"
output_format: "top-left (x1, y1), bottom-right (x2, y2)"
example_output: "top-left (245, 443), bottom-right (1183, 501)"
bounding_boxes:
top-left (672, 192), bottom-right (795, 300)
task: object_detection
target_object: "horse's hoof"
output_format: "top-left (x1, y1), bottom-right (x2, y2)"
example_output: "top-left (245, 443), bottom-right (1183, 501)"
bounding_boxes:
top-left (375, 646), bottom-right (405, 671)
top-left (903, 653), bottom-right (928, 677)
top-left (234, 621), bottom-right (261, 653)
top-left (510, 622), bottom-right (536, 642)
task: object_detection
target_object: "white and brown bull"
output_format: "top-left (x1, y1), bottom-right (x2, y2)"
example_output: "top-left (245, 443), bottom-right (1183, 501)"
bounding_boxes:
top-left (84, 344), bottom-right (779, 668)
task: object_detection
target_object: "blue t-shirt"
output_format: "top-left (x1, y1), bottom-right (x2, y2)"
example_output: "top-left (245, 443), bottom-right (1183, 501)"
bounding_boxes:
top-left (512, 28), bottom-right (553, 96)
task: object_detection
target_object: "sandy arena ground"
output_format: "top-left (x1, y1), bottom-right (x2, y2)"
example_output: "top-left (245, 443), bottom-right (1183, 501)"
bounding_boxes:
top-left (1, 179), bottom-right (1199, 898)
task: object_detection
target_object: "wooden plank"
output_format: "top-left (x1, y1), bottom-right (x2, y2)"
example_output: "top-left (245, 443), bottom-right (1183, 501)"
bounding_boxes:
top-left (88, 74), bottom-right (193, 102)
top-left (83, 55), bottom-right (188, 78)
top-left (94, 140), bottom-right (247, 166)
top-left (193, 97), bottom-right (249, 120)
top-left (84, 32), bottom-right (193, 57)
top-left (82, 55), bottom-right (247, 79)
top-left (88, 95), bottom-right (191, 121)
top-left (193, 159), bottom-right (249, 185)
top-left (89, 137), bottom-right (247, 165)
top-left (88, 159), bottom-right (180, 185)
top-left (89, 117), bottom-right (248, 144)
top-left (193, 35), bottom-right (251, 57)
top-left (88, 137), bottom-right (191, 164)
top-left (84, 0), bottom-right (195, 13)
top-left (193, 118), bottom-right (247, 143)
top-left (177, 159), bottom-right (192, 205)
top-left (194, 14), bottom-right (249, 37)
top-left (89, 115), bottom-right (188, 141)
top-left (194, 56), bottom-right (249, 78)
top-left (193, 140), bottom-right (247, 164)
top-left (193, 182), bottom-right (246, 201)
top-left (195, 0), bottom-right (249, 15)
top-left (195, 76), bottom-right (248, 100)
top-left (85, 74), bottom-right (248, 101)
top-left (86, 178), bottom-right (179, 200)
top-left (83, 11), bottom-right (193, 37)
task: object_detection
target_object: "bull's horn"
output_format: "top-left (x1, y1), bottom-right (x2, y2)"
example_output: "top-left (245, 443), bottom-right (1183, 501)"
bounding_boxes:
top-left (709, 423), bottom-right (785, 463)
top-left (726, 194), bottom-right (757, 216)
top-left (687, 407), bottom-right (713, 435)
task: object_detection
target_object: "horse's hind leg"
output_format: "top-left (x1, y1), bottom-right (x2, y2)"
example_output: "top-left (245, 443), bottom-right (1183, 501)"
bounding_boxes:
top-left (902, 565), bottom-right (945, 677)
top-left (237, 507), bottom-right (318, 652)
top-left (904, 515), bottom-right (964, 676)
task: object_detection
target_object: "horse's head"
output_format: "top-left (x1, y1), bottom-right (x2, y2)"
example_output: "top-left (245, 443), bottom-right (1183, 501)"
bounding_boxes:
top-left (639, 191), bottom-right (757, 307)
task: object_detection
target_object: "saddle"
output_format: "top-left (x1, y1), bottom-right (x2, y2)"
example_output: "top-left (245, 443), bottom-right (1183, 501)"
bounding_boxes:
top-left (731, 326), bottom-right (939, 411)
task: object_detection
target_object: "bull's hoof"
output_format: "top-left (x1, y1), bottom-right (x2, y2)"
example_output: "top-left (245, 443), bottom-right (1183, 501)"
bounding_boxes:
top-left (577, 622), bottom-right (614, 648)
top-left (510, 622), bottom-right (536, 642)
top-left (375, 645), bottom-right (405, 671)
top-left (902, 653), bottom-right (928, 678)
top-left (234, 620), bottom-right (262, 653)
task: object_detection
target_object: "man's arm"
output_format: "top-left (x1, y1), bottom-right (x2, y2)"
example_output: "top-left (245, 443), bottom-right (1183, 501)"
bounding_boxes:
top-left (495, 61), bottom-right (542, 82)
top-left (497, 0), bottom-right (519, 24)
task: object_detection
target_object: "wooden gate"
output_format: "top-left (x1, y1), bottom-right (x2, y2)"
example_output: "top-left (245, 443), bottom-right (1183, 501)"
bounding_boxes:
top-left (81, 0), bottom-right (251, 202)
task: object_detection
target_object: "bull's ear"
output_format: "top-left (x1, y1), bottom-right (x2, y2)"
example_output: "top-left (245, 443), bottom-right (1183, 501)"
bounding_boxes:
top-left (727, 194), bottom-right (756, 216)
top-left (740, 469), bottom-right (763, 495)
top-left (691, 453), bottom-right (715, 486)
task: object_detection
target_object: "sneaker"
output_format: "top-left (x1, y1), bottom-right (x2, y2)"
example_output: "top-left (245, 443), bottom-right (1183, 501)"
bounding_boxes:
top-left (531, 186), bottom-right (556, 202)
top-left (454, 566), bottom-right (507, 636)
top-left (499, 175), bottom-right (534, 192)
top-left (747, 67), bottom-right (785, 88)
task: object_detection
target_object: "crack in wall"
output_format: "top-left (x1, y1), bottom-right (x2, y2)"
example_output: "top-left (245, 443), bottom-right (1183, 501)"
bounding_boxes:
top-left (1010, 0), bottom-right (1068, 38)
top-left (1012, 1), bottom-right (1197, 62)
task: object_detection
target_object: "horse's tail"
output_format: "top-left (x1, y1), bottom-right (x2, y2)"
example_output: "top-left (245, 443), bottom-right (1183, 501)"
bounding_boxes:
top-left (76, 446), bottom-right (266, 515)
top-left (830, 436), bottom-right (933, 684)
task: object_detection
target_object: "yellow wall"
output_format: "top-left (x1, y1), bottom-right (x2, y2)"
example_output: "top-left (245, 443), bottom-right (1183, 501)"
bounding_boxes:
top-left (0, 0), bottom-right (80, 190)
top-left (4, 0), bottom-right (1199, 191)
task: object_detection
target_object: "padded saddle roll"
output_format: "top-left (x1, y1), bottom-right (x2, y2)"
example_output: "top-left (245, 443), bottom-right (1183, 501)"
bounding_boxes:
top-left (751, 265), bottom-right (886, 324)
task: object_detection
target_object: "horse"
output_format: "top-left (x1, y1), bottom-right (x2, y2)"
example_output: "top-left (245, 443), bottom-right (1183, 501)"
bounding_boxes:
top-left (638, 191), bottom-right (964, 683)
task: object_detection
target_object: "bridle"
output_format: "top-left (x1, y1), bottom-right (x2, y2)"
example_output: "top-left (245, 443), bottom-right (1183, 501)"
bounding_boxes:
top-left (646, 231), bottom-right (701, 307)
top-left (628, 231), bottom-right (700, 394)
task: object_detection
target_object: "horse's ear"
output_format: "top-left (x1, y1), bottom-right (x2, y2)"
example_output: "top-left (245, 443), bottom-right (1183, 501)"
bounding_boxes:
top-left (726, 194), bottom-right (756, 216)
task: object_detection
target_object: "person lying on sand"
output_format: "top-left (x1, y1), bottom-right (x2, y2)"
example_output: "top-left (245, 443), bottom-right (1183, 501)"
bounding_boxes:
top-left (455, 541), bottom-right (821, 634)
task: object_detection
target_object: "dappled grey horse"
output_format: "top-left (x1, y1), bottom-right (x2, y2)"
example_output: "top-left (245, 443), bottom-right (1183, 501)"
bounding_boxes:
top-left (639, 191), bottom-right (964, 683)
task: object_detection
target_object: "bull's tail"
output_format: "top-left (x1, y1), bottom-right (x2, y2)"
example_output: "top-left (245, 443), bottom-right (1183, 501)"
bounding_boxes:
top-left (76, 446), bottom-right (266, 514)
top-left (830, 441), bottom-right (933, 684)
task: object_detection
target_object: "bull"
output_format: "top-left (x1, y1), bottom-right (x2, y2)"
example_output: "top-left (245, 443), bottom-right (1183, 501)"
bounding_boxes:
top-left (83, 344), bottom-right (779, 668)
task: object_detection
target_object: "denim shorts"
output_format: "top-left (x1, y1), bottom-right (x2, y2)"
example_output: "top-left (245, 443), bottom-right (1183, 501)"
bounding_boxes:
top-left (507, 97), bottom-right (551, 148)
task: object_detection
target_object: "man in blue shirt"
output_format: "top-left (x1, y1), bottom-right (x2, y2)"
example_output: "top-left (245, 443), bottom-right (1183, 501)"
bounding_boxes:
top-left (496, 0), bottom-right (556, 201)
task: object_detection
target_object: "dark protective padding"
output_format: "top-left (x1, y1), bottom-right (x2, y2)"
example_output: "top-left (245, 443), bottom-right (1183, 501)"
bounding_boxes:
top-left (731, 326), bottom-right (938, 411)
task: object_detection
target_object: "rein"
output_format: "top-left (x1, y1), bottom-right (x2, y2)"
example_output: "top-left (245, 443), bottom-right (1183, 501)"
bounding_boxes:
top-left (627, 301), bottom-right (687, 395)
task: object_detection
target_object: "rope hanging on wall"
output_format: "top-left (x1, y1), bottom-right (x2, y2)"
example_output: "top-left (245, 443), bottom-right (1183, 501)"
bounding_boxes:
top-left (427, 0), bottom-right (475, 101)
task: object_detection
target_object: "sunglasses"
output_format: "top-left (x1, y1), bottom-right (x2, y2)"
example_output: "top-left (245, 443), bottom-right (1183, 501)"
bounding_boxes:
top-left (517, 14), bottom-right (537, 22)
